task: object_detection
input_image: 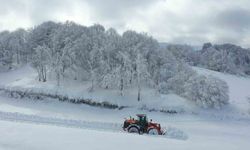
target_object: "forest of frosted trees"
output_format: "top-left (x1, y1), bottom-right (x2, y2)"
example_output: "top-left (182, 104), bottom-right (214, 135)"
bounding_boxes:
top-left (0, 21), bottom-right (229, 108)
top-left (167, 43), bottom-right (250, 76)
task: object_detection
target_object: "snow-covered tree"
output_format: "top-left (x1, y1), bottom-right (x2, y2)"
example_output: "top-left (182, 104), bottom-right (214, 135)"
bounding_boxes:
top-left (121, 31), bottom-right (155, 101)
top-left (107, 51), bottom-right (132, 95)
top-left (0, 29), bottom-right (28, 69)
top-left (86, 24), bottom-right (106, 91)
top-left (194, 43), bottom-right (250, 75)
top-left (28, 21), bottom-right (60, 50)
top-left (70, 32), bottom-right (90, 81)
top-left (135, 51), bottom-right (149, 101)
top-left (32, 45), bottom-right (50, 82)
top-left (99, 28), bottom-right (122, 89)
top-left (49, 21), bottom-right (85, 86)
top-left (184, 75), bottom-right (229, 109)
top-left (166, 44), bottom-right (194, 64)
top-left (0, 48), bottom-right (13, 70)
top-left (166, 65), bottom-right (196, 95)
top-left (0, 21), bottom-right (232, 106)
top-left (8, 29), bottom-right (28, 65)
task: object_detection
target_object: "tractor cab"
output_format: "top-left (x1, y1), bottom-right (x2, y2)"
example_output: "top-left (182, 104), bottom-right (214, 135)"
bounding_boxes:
top-left (136, 114), bottom-right (148, 131)
top-left (136, 114), bottom-right (148, 123)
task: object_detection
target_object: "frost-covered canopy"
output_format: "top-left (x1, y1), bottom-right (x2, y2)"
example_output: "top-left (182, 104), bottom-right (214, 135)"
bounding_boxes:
top-left (0, 21), bottom-right (229, 108)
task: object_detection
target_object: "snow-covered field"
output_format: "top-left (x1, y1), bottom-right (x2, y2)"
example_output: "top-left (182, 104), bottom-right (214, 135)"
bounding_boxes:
top-left (1, 119), bottom-right (249, 150)
top-left (0, 94), bottom-right (250, 150)
top-left (0, 66), bottom-right (250, 150)
top-left (0, 65), bottom-right (196, 112)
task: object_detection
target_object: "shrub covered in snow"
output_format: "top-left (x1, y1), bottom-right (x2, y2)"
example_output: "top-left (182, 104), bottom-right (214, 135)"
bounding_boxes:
top-left (0, 87), bottom-right (123, 109)
top-left (184, 75), bottom-right (229, 109)
top-left (164, 64), bottom-right (196, 95)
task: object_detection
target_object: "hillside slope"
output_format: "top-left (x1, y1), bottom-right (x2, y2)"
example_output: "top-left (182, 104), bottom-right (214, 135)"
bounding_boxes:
top-left (0, 66), bottom-right (250, 150)
top-left (0, 65), bottom-right (195, 112)
top-left (193, 67), bottom-right (250, 114)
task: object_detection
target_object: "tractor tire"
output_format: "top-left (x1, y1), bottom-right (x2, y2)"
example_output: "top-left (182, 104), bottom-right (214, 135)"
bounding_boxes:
top-left (128, 126), bottom-right (140, 134)
top-left (148, 128), bottom-right (159, 135)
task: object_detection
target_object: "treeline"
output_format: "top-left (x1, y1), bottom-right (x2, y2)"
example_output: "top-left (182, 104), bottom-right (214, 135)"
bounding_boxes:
top-left (167, 43), bottom-right (250, 75)
top-left (0, 21), bottom-right (229, 108)
top-left (197, 43), bottom-right (250, 75)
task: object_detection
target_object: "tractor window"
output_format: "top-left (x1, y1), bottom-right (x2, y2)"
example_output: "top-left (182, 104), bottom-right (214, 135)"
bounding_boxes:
top-left (137, 116), bottom-right (147, 122)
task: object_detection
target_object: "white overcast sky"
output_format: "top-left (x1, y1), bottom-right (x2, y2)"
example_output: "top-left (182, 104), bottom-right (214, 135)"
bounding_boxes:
top-left (0, 0), bottom-right (250, 47)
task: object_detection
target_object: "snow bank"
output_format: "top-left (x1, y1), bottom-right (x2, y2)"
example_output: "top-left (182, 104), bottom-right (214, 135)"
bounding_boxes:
top-left (0, 111), bottom-right (122, 132)
top-left (0, 110), bottom-right (189, 141)
top-left (164, 126), bottom-right (188, 140)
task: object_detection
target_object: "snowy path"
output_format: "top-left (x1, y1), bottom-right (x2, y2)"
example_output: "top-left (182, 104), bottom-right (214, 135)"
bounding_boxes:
top-left (0, 111), bottom-right (122, 132)
top-left (0, 110), bottom-right (189, 140)
top-left (0, 112), bottom-right (249, 150)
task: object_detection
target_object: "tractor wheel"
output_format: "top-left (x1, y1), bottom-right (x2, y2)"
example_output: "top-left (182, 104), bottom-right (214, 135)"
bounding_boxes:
top-left (128, 126), bottom-right (139, 134)
top-left (148, 128), bottom-right (159, 135)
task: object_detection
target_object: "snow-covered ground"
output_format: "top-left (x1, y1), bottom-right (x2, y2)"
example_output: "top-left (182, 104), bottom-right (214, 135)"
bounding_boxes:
top-left (0, 66), bottom-right (250, 150)
top-left (0, 94), bottom-right (250, 150)
top-left (1, 119), bottom-right (249, 150)
top-left (1, 65), bottom-right (250, 116)
top-left (0, 65), bottom-right (196, 112)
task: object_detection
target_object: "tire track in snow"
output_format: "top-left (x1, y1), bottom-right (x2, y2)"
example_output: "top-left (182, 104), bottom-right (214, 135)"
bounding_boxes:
top-left (0, 111), bottom-right (122, 132)
top-left (0, 111), bottom-right (189, 140)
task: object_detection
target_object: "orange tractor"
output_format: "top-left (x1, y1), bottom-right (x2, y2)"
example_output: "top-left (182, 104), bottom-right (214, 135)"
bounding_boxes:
top-left (123, 114), bottom-right (165, 135)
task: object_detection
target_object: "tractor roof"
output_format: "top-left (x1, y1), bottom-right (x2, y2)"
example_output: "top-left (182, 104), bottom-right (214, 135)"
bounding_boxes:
top-left (136, 114), bottom-right (146, 117)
